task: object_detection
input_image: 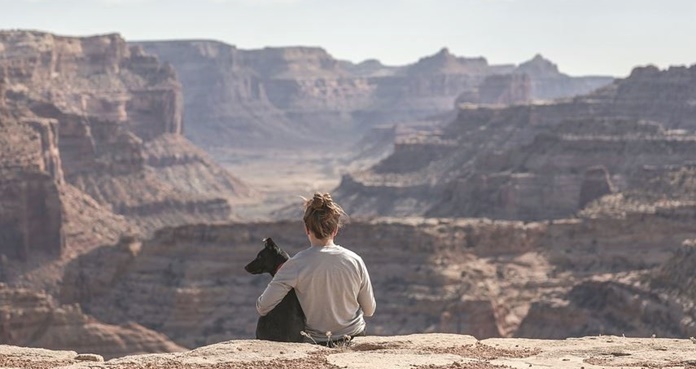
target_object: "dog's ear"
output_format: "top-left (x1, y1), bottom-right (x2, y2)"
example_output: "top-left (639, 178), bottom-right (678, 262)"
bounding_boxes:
top-left (263, 237), bottom-right (277, 249)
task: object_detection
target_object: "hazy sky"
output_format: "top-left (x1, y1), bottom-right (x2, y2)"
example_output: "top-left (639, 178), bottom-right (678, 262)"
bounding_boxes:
top-left (2, 0), bottom-right (695, 77)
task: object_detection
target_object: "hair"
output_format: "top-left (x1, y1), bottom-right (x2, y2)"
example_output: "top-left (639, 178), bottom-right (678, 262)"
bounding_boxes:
top-left (302, 193), bottom-right (346, 239)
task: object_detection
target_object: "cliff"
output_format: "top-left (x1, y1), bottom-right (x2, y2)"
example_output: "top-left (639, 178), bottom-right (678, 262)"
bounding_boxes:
top-left (0, 284), bottom-right (185, 360)
top-left (132, 41), bottom-right (611, 218)
top-left (51, 207), bottom-right (696, 353)
top-left (0, 30), bottom-right (253, 265)
top-left (135, 42), bottom-right (612, 153)
top-left (515, 54), bottom-right (614, 101)
top-left (1, 334), bottom-right (695, 369)
top-left (0, 105), bottom-right (65, 262)
top-left (335, 64), bottom-right (696, 221)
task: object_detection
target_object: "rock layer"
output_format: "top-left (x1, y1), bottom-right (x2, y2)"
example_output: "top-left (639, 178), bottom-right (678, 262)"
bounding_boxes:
top-left (336, 64), bottom-right (696, 221)
top-left (59, 206), bottom-right (696, 349)
top-left (0, 284), bottom-right (185, 359)
top-left (136, 42), bottom-right (612, 153)
top-left (0, 30), bottom-right (253, 261)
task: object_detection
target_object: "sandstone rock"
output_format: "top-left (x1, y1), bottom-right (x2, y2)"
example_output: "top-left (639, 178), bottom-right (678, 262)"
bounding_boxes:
top-left (0, 285), bottom-right (185, 359)
top-left (335, 63), bottom-right (696, 221)
top-left (516, 279), bottom-right (691, 338)
top-left (1, 334), bottom-right (696, 369)
top-left (515, 54), bottom-right (613, 101)
top-left (477, 73), bottom-right (532, 105)
top-left (0, 30), bottom-right (252, 239)
top-left (578, 166), bottom-right (615, 208)
top-left (74, 353), bottom-right (104, 362)
top-left (60, 212), bottom-right (696, 349)
top-left (0, 116), bottom-right (64, 262)
top-left (407, 48), bottom-right (490, 76)
top-left (651, 239), bottom-right (696, 318)
top-left (136, 41), bottom-right (610, 154)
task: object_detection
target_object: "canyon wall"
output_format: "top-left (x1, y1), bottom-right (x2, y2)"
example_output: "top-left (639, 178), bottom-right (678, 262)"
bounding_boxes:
top-left (0, 284), bottom-right (185, 359)
top-left (136, 42), bottom-right (612, 152)
top-left (56, 207), bottom-right (696, 351)
top-left (0, 31), bottom-right (253, 266)
top-left (335, 64), bottom-right (696, 221)
top-left (0, 116), bottom-right (64, 261)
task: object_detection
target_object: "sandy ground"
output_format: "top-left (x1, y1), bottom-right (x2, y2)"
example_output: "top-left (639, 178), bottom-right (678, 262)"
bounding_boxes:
top-left (2, 333), bottom-right (695, 369)
top-left (218, 148), bottom-right (349, 219)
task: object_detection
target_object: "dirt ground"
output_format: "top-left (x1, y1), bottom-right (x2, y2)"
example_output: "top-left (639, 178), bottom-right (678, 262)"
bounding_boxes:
top-left (218, 147), bottom-right (350, 219)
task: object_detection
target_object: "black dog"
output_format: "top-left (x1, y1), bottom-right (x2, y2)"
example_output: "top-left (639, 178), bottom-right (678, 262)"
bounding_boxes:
top-left (244, 237), bottom-right (306, 342)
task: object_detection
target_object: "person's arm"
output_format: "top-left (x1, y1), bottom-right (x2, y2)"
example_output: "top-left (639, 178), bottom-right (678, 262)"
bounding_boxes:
top-left (256, 263), bottom-right (296, 316)
top-left (357, 259), bottom-right (376, 317)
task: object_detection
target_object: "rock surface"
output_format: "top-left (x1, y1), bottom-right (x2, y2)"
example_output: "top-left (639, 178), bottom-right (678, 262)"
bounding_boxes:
top-left (0, 30), bottom-right (257, 354)
top-left (54, 210), bottom-right (696, 351)
top-left (136, 42), bottom-right (611, 152)
top-left (0, 30), bottom-right (254, 269)
top-left (0, 284), bottom-right (185, 360)
top-left (335, 64), bottom-right (696, 221)
top-left (1, 334), bottom-right (695, 369)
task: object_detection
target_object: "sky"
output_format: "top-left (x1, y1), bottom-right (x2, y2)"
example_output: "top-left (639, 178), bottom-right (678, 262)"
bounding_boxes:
top-left (1, 0), bottom-right (695, 77)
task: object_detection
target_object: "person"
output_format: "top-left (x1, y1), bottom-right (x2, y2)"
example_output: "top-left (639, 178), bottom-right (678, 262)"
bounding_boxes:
top-left (256, 193), bottom-right (376, 345)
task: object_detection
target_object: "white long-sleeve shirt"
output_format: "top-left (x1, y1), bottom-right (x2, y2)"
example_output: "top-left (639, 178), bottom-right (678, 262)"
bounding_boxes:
top-left (256, 244), bottom-right (376, 342)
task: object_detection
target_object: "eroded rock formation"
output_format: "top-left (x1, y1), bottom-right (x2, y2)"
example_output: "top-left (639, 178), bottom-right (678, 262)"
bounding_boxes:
top-left (135, 43), bottom-right (612, 153)
top-left (0, 284), bottom-right (185, 359)
top-left (59, 206), bottom-right (696, 349)
top-left (517, 238), bottom-right (696, 339)
top-left (0, 32), bottom-right (257, 356)
top-left (0, 115), bottom-right (64, 261)
top-left (335, 64), bottom-right (696, 221)
top-left (0, 30), bottom-right (253, 256)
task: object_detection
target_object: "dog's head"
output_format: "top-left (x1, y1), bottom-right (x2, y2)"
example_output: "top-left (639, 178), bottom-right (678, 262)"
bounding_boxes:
top-left (244, 237), bottom-right (291, 276)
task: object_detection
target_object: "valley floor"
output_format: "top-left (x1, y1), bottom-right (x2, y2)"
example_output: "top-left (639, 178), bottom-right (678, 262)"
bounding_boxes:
top-left (217, 147), bottom-right (349, 219)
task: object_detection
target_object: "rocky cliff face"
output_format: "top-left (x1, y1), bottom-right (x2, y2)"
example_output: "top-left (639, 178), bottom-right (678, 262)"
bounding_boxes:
top-left (129, 41), bottom-right (303, 150)
top-left (515, 54), bottom-right (614, 101)
top-left (0, 284), bottom-right (185, 359)
top-left (335, 64), bottom-right (696, 221)
top-left (58, 206), bottom-right (696, 350)
top-left (0, 32), bottom-right (182, 139)
top-left (0, 32), bottom-right (257, 357)
top-left (0, 114), bottom-right (64, 262)
top-left (517, 238), bottom-right (696, 339)
top-left (0, 30), bottom-right (252, 252)
top-left (475, 73), bottom-right (532, 105)
top-left (135, 42), bottom-right (612, 153)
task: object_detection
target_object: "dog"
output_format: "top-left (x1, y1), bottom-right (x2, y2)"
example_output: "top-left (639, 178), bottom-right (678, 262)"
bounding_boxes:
top-left (244, 237), bottom-right (306, 342)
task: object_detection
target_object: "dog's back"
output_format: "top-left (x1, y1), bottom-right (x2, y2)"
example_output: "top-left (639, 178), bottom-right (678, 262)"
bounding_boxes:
top-left (254, 289), bottom-right (305, 342)
top-left (244, 238), bottom-right (305, 342)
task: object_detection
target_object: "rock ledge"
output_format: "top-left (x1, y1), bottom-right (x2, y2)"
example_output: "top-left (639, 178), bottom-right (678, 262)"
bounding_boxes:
top-left (1, 333), bottom-right (695, 369)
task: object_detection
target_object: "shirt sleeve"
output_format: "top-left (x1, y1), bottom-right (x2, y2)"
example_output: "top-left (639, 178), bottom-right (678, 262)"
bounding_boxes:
top-left (357, 259), bottom-right (376, 317)
top-left (256, 262), bottom-right (297, 316)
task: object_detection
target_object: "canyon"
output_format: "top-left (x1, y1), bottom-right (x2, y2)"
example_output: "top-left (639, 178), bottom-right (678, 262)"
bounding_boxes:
top-left (135, 42), bottom-right (613, 215)
top-left (335, 65), bottom-right (696, 221)
top-left (2, 29), bottom-right (696, 363)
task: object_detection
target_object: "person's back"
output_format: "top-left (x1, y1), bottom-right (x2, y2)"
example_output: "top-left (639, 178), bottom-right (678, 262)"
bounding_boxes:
top-left (256, 193), bottom-right (376, 344)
